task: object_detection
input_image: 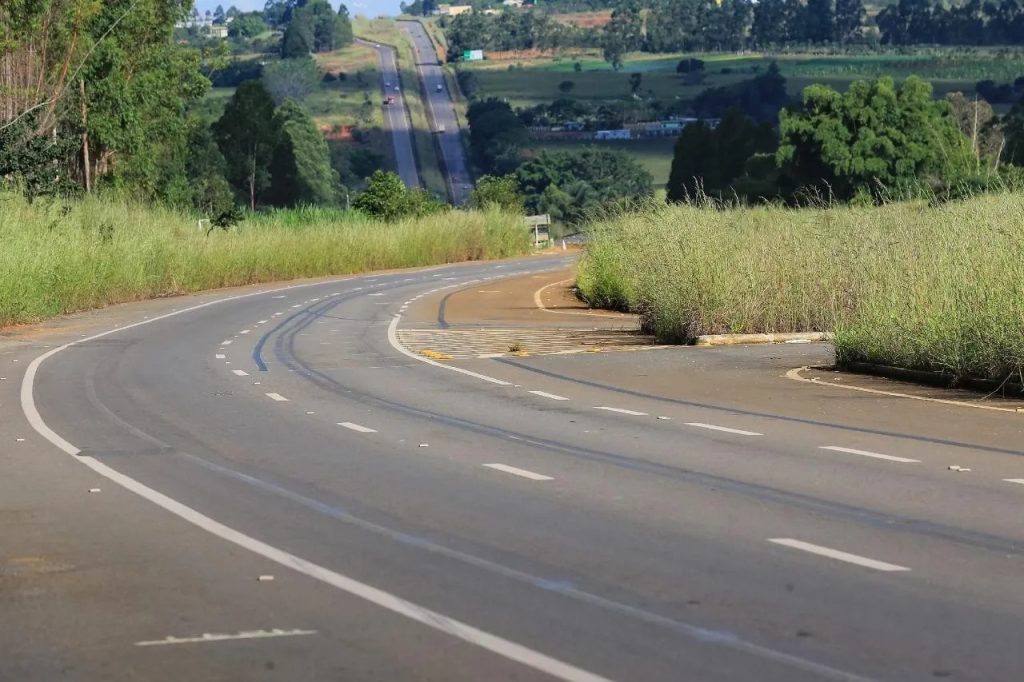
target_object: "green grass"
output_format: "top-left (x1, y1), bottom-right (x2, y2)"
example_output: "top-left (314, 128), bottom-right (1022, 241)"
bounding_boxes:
top-left (577, 194), bottom-right (1024, 383)
top-left (354, 18), bottom-right (447, 199)
top-left (0, 193), bottom-right (530, 328)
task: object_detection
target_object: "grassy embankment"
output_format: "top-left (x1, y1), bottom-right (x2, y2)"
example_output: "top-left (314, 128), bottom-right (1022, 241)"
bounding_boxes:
top-left (577, 194), bottom-right (1024, 383)
top-left (353, 17), bottom-right (447, 198)
top-left (0, 194), bottom-right (529, 329)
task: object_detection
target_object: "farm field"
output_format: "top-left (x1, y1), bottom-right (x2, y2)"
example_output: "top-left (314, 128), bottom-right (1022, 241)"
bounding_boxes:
top-left (461, 50), bottom-right (1024, 110)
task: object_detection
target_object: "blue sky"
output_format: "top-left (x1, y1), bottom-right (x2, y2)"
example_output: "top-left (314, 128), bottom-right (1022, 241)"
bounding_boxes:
top-left (193, 1), bottom-right (402, 18)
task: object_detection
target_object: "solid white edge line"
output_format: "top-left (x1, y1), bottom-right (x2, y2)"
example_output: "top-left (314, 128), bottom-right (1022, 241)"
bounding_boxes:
top-left (593, 406), bottom-right (647, 416)
top-left (483, 463), bottom-right (554, 481)
top-left (231, 369), bottom-right (249, 377)
top-left (768, 538), bottom-right (910, 572)
top-left (529, 390), bottom-right (570, 401)
top-left (685, 422), bottom-right (762, 436)
top-left (338, 422), bottom-right (377, 433)
top-left (387, 314), bottom-right (512, 386)
top-left (19, 278), bottom-right (614, 682)
top-left (819, 446), bottom-right (919, 463)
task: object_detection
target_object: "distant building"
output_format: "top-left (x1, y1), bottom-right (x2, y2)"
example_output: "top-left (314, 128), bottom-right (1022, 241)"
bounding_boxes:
top-left (206, 24), bottom-right (228, 38)
top-left (502, 0), bottom-right (524, 6)
top-left (438, 4), bottom-right (473, 16)
top-left (595, 129), bottom-right (631, 140)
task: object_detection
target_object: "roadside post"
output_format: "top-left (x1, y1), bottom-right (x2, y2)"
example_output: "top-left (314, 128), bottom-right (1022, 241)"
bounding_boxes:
top-left (525, 214), bottom-right (551, 248)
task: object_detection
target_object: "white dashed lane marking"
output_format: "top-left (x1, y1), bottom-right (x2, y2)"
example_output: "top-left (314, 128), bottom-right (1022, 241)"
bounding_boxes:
top-left (529, 391), bottom-right (570, 401)
top-left (686, 423), bottom-right (762, 436)
top-left (593, 406), bottom-right (647, 416)
top-left (483, 463), bottom-right (554, 481)
top-left (239, 330), bottom-right (250, 335)
top-left (220, 340), bottom-right (232, 346)
top-left (265, 393), bottom-right (289, 402)
top-left (338, 422), bottom-right (377, 433)
top-left (231, 370), bottom-right (249, 377)
top-left (1005, 479), bottom-right (1024, 485)
top-left (215, 354), bottom-right (226, 359)
top-left (136, 628), bottom-right (316, 647)
top-left (819, 446), bottom-right (919, 463)
top-left (769, 538), bottom-right (910, 572)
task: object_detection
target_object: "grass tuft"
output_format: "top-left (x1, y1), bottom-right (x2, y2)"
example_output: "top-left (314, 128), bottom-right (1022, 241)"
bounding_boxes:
top-left (0, 193), bottom-right (529, 328)
top-left (577, 193), bottom-right (1024, 383)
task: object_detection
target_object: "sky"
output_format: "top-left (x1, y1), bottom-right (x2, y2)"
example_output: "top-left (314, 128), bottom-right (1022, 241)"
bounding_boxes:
top-left (193, 0), bottom-right (402, 18)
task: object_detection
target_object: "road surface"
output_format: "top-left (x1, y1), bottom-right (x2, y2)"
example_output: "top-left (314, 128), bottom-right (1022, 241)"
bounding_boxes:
top-left (356, 38), bottom-right (420, 189)
top-left (4, 258), bottom-right (1024, 681)
top-left (399, 21), bottom-right (473, 205)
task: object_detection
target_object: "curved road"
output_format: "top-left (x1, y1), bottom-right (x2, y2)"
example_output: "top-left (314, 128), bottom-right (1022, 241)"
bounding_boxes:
top-left (5, 257), bottom-right (1024, 680)
top-left (400, 20), bottom-right (473, 205)
top-left (357, 38), bottom-right (420, 189)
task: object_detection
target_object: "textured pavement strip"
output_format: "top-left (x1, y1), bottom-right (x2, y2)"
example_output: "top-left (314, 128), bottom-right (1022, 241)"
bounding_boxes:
top-left (396, 328), bottom-right (663, 359)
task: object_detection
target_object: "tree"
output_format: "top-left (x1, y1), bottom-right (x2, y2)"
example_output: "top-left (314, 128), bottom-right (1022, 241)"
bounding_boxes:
top-left (946, 92), bottom-right (1004, 172)
top-left (834, 0), bottom-right (866, 44)
top-left (628, 72), bottom-right (642, 96)
top-left (558, 80), bottom-right (575, 96)
top-left (229, 12), bottom-right (268, 39)
top-left (466, 98), bottom-right (528, 174)
top-left (262, 56), bottom-right (321, 103)
top-left (213, 4), bottom-right (226, 24)
top-left (185, 119), bottom-right (235, 217)
top-left (269, 99), bottom-right (338, 206)
top-left (292, 0), bottom-right (352, 53)
top-left (803, 0), bottom-right (835, 43)
top-left (515, 149), bottom-right (653, 224)
top-left (354, 170), bottom-right (444, 220)
top-left (1000, 95), bottom-right (1024, 166)
top-left (778, 77), bottom-right (975, 201)
top-left (214, 80), bottom-right (279, 209)
top-left (752, 0), bottom-right (788, 47)
top-left (281, 9), bottom-right (314, 57)
top-left (469, 175), bottom-right (524, 213)
top-left (666, 110), bottom-right (778, 202)
top-left (0, 109), bottom-right (79, 200)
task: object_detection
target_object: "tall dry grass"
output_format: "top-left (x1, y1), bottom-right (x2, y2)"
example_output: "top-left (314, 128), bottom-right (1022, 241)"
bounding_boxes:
top-left (0, 194), bottom-right (529, 327)
top-left (577, 194), bottom-right (1024, 382)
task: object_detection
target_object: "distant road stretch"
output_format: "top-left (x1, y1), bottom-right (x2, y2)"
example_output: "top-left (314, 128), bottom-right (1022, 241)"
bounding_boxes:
top-left (399, 21), bottom-right (473, 205)
top-left (356, 38), bottom-right (420, 189)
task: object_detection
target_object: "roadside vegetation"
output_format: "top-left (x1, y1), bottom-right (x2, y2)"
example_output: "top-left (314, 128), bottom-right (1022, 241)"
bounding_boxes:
top-left (577, 192), bottom-right (1024, 383)
top-left (0, 192), bottom-right (528, 328)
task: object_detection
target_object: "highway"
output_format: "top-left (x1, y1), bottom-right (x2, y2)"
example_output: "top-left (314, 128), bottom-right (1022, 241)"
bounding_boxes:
top-left (357, 38), bottom-right (420, 189)
top-left (400, 20), bottom-right (473, 205)
top-left (4, 256), bottom-right (1024, 681)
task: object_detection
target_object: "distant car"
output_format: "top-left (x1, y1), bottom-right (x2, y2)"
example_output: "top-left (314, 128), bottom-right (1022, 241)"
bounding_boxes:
top-left (385, 81), bottom-right (391, 87)
top-left (436, 83), bottom-right (443, 92)
top-left (394, 85), bottom-right (400, 91)
top-left (435, 124), bottom-right (445, 134)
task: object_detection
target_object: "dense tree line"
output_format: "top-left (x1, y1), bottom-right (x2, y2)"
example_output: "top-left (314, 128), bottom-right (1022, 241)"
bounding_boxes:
top-left (665, 75), bottom-right (1024, 205)
top-left (0, 1), bottom-right (366, 217)
top-left (877, 0), bottom-right (1024, 46)
top-left (446, 0), bottom-right (1024, 65)
top-left (444, 10), bottom-right (592, 60)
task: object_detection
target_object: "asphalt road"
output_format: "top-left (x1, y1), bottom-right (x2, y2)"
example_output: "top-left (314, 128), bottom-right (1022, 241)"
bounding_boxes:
top-left (399, 20), bottom-right (473, 205)
top-left (5, 256), bottom-right (1024, 681)
top-left (357, 38), bottom-right (420, 189)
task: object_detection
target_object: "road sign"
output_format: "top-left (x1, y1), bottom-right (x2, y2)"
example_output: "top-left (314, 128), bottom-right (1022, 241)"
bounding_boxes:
top-left (462, 49), bottom-right (483, 61)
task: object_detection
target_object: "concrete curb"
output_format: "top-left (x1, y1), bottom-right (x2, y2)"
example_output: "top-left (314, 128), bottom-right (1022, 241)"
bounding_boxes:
top-left (694, 332), bottom-right (834, 347)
